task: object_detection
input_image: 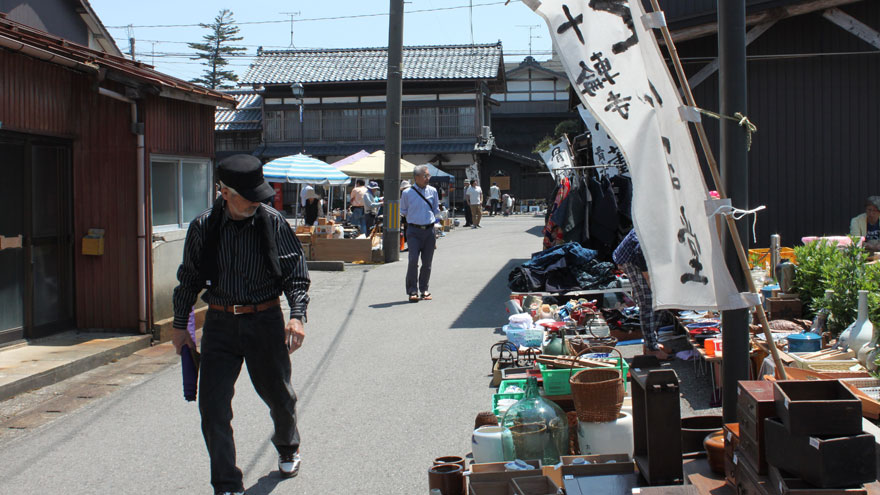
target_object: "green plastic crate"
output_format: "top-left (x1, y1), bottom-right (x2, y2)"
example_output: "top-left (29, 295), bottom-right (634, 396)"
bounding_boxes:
top-left (539, 357), bottom-right (629, 396)
top-left (492, 392), bottom-right (524, 417)
top-left (498, 379), bottom-right (527, 395)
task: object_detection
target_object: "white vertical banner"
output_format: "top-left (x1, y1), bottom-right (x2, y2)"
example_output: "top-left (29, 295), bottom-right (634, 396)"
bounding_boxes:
top-left (524, 0), bottom-right (751, 310)
top-left (577, 105), bottom-right (628, 172)
top-left (539, 141), bottom-right (575, 175)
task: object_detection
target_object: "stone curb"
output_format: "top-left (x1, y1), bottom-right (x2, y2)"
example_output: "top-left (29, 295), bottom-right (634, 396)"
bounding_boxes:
top-left (0, 335), bottom-right (151, 402)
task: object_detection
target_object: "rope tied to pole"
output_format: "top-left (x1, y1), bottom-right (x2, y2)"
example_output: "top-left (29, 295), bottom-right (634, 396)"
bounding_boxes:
top-left (709, 204), bottom-right (766, 243)
top-left (696, 108), bottom-right (757, 151)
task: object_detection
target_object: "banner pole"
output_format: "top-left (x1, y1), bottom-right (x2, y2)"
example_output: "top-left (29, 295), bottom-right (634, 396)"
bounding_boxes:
top-left (647, 0), bottom-right (786, 380)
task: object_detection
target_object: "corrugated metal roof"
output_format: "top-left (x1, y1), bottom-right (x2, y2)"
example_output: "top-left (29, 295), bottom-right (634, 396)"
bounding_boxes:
top-left (215, 91), bottom-right (262, 131)
top-left (0, 14), bottom-right (234, 107)
top-left (242, 43), bottom-right (503, 85)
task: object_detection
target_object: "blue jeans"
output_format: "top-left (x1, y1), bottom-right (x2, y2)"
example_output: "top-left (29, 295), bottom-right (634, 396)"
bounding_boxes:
top-left (350, 207), bottom-right (366, 234)
top-left (199, 307), bottom-right (300, 493)
top-left (406, 225), bottom-right (436, 295)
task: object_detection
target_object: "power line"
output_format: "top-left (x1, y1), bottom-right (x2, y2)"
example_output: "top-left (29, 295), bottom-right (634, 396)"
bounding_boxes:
top-left (105, 0), bottom-right (519, 29)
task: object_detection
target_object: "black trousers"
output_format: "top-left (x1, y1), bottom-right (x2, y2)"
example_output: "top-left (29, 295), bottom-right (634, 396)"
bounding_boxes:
top-left (199, 307), bottom-right (300, 493)
top-left (463, 200), bottom-right (473, 225)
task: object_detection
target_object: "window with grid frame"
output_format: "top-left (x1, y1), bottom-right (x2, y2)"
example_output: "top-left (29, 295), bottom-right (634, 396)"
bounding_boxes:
top-left (151, 156), bottom-right (213, 230)
top-left (402, 107), bottom-right (437, 138)
top-left (439, 107), bottom-right (475, 137)
top-left (322, 108), bottom-right (359, 140)
top-left (361, 108), bottom-right (386, 140)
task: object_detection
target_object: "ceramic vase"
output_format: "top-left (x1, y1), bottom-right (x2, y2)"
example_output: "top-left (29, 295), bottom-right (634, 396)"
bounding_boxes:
top-left (845, 291), bottom-right (873, 363)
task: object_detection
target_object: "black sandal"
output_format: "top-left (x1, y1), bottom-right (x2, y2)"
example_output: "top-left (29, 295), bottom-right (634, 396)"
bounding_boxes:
top-left (409, 294), bottom-right (420, 302)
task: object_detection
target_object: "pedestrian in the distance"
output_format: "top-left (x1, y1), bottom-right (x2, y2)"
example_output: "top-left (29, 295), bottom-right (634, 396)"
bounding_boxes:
top-left (462, 178), bottom-right (473, 227)
top-left (349, 178), bottom-right (368, 235)
top-left (171, 154), bottom-right (311, 495)
top-left (488, 182), bottom-right (501, 216)
top-left (400, 165), bottom-right (440, 302)
top-left (466, 179), bottom-right (483, 228)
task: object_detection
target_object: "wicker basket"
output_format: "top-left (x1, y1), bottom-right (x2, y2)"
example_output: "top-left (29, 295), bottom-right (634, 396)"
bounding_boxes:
top-left (569, 346), bottom-right (624, 423)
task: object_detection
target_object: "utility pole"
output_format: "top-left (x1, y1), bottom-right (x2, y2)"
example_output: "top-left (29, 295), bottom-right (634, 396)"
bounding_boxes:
top-left (127, 24), bottom-right (136, 61)
top-left (719, 0), bottom-right (750, 422)
top-left (383, 0), bottom-right (404, 263)
top-left (281, 11), bottom-right (301, 48)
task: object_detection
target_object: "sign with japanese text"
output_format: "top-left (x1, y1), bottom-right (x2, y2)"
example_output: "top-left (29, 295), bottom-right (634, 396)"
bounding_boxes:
top-left (539, 140), bottom-right (574, 176)
top-left (577, 105), bottom-right (628, 174)
top-left (525, 0), bottom-right (750, 310)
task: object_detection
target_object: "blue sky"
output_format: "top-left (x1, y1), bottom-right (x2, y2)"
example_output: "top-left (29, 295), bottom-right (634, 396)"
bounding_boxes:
top-left (89, 0), bottom-right (555, 83)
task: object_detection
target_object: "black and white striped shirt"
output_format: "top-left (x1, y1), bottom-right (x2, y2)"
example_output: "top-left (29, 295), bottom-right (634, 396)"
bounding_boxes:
top-left (172, 203), bottom-right (310, 329)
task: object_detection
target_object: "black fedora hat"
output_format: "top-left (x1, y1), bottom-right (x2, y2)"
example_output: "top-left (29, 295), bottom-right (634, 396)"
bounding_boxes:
top-left (216, 154), bottom-right (275, 202)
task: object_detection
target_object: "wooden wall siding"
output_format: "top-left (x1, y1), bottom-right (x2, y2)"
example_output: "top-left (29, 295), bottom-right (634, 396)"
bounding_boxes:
top-left (0, 50), bottom-right (78, 136)
top-left (145, 97), bottom-right (215, 157)
top-left (679, 2), bottom-right (880, 246)
top-left (73, 90), bottom-right (139, 329)
top-left (0, 50), bottom-right (142, 330)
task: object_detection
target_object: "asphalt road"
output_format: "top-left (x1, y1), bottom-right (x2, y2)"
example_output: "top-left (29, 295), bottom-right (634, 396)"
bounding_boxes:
top-left (0, 214), bottom-right (719, 494)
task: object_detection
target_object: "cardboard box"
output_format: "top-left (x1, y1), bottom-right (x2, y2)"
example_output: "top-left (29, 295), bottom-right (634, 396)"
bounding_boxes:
top-left (544, 454), bottom-right (634, 487)
top-left (312, 237), bottom-right (372, 263)
top-left (314, 225), bottom-right (335, 236)
top-left (469, 460), bottom-right (542, 488)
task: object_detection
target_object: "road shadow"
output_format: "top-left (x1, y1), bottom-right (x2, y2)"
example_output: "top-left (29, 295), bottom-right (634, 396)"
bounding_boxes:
top-left (369, 300), bottom-right (414, 309)
top-left (449, 258), bottom-right (528, 329)
top-left (245, 472), bottom-right (285, 494)
top-left (525, 225), bottom-right (544, 237)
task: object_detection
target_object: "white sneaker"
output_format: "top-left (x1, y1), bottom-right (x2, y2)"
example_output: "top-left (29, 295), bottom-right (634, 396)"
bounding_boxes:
top-left (279, 451), bottom-right (301, 478)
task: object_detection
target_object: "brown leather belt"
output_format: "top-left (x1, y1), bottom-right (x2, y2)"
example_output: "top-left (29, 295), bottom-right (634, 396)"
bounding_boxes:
top-left (209, 298), bottom-right (280, 315)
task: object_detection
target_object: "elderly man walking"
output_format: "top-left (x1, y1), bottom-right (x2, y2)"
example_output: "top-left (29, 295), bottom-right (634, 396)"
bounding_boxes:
top-left (400, 164), bottom-right (440, 302)
top-left (172, 155), bottom-right (311, 495)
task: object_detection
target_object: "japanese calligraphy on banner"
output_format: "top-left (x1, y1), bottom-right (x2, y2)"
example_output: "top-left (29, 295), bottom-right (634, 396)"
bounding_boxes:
top-left (539, 141), bottom-right (574, 176)
top-left (577, 105), bottom-right (628, 173)
top-left (524, 0), bottom-right (751, 310)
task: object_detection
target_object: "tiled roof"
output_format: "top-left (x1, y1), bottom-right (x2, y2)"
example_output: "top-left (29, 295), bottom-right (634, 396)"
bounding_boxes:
top-left (242, 43), bottom-right (503, 85)
top-left (216, 91), bottom-right (262, 131)
top-left (255, 140), bottom-right (477, 159)
top-left (0, 15), bottom-right (234, 107)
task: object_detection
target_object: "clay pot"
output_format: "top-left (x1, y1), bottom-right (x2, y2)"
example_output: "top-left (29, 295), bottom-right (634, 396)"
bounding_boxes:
top-left (433, 456), bottom-right (466, 472)
top-left (428, 463), bottom-right (464, 495)
top-left (474, 411), bottom-right (499, 429)
top-left (703, 430), bottom-right (725, 475)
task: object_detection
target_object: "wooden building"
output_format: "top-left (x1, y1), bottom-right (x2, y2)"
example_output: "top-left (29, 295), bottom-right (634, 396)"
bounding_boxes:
top-left (657, 0), bottom-right (880, 244)
top-left (0, 14), bottom-right (233, 346)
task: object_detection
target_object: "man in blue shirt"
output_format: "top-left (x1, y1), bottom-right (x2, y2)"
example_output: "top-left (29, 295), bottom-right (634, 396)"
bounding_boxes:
top-left (400, 164), bottom-right (440, 302)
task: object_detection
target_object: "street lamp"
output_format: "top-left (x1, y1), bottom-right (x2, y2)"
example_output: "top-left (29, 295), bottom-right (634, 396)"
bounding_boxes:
top-left (291, 81), bottom-right (305, 154)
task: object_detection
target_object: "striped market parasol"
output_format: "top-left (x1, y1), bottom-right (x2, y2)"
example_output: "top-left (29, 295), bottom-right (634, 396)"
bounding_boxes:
top-left (263, 154), bottom-right (351, 185)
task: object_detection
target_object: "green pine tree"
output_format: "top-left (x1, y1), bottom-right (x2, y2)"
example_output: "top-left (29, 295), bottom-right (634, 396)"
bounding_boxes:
top-left (188, 9), bottom-right (245, 89)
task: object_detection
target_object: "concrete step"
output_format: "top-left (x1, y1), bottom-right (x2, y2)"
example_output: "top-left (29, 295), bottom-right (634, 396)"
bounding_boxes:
top-left (0, 331), bottom-right (151, 402)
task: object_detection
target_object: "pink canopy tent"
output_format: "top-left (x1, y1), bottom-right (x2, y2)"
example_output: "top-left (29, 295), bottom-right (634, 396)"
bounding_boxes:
top-left (330, 150), bottom-right (370, 169)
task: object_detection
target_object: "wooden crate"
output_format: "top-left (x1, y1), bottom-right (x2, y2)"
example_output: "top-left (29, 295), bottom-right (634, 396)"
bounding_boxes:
top-left (312, 238), bottom-right (372, 262)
